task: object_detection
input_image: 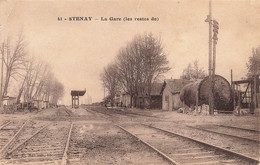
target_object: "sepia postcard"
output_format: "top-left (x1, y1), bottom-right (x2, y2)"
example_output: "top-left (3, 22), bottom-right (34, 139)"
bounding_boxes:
top-left (0, 0), bottom-right (259, 165)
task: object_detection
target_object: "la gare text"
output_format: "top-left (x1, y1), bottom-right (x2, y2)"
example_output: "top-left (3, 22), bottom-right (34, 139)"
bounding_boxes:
top-left (57, 17), bottom-right (159, 22)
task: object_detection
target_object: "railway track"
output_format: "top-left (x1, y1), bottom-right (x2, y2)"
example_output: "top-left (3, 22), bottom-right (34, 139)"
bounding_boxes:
top-left (66, 122), bottom-right (170, 165)
top-left (0, 120), bottom-right (27, 156)
top-left (1, 122), bottom-right (72, 165)
top-left (117, 123), bottom-right (259, 165)
top-left (2, 107), bottom-right (258, 164)
top-left (107, 107), bottom-right (157, 118)
top-left (187, 124), bottom-right (260, 143)
top-left (85, 108), bottom-right (112, 119)
top-left (57, 107), bottom-right (72, 116)
top-left (86, 106), bottom-right (157, 119)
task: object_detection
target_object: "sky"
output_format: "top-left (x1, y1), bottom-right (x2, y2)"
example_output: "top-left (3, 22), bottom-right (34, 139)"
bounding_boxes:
top-left (0, 0), bottom-right (259, 105)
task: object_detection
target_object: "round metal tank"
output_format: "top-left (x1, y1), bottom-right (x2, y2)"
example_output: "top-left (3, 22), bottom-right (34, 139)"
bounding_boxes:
top-left (180, 75), bottom-right (233, 110)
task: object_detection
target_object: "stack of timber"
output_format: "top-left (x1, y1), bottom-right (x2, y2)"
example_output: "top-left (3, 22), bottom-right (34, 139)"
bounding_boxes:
top-left (180, 75), bottom-right (233, 111)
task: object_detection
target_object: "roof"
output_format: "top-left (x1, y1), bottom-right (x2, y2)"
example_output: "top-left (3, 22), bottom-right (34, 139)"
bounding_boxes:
top-left (1, 96), bottom-right (16, 101)
top-left (161, 79), bottom-right (192, 95)
top-left (151, 83), bottom-right (163, 96)
top-left (71, 90), bottom-right (86, 96)
top-left (32, 99), bottom-right (44, 101)
top-left (233, 75), bottom-right (260, 84)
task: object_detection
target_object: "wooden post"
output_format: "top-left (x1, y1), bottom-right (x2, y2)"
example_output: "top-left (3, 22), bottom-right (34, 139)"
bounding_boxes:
top-left (205, 0), bottom-right (214, 115)
top-left (207, 0), bottom-right (213, 76)
top-left (211, 34), bottom-right (218, 115)
top-left (196, 90), bottom-right (199, 113)
top-left (253, 76), bottom-right (257, 113)
top-left (231, 69), bottom-right (233, 84)
top-left (233, 84), bottom-right (236, 111)
top-left (231, 70), bottom-right (236, 111)
top-left (0, 43), bottom-right (4, 107)
top-left (77, 95), bottom-right (79, 108)
top-left (238, 88), bottom-right (241, 116)
top-left (250, 81), bottom-right (254, 113)
top-left (71, 96), bottom-right (73, 108)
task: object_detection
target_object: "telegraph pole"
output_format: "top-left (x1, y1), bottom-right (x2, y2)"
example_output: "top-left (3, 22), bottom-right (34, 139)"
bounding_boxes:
top-left (0, 26), bottom-right (3, 107)
top-left (212, 19), bottom-right (219, 115)
top-left (0, 43), bottom-right (4, 107)
top-left (212, 20), bottom-right (219, 76)
top-left (205, 0), bottom-right (214, 115)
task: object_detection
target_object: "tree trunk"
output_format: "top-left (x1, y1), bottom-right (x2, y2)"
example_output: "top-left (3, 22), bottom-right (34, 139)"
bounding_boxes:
top-left (17, 74), bottom-right (28, 103)
top-left (3, 69), bottom-right (11, 97)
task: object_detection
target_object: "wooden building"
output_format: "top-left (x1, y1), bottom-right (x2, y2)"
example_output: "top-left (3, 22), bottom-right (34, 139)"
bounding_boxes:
top-left (2, 96), bottom-right (16, 106)
top-left (161, 79), bottom-right (191, 111)
top-left (2, 96), bottom-right (17, 112)
top-left (232, 75), bottom-right (259, 113)
top-left (120, 92), bottom-right (131, 107)
top-left (137, 83), bottom-right (163, 109)
top-left (32, 99), bottom-right (45, 110)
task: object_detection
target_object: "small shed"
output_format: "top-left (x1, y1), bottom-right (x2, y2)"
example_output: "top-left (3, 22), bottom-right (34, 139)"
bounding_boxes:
top-left (32, 99), bottom-right (44, 110)
top-left (2, 96), bottom-right (17, 112)
top-left (114, 94), bottom-right (121, 106)
top-left (43, 100), bottom-right (49, 109)
top-left (137, 83), bottom-right (163, 109)
top-left (120, 92), bottom-right (131, 107)
top-left (161, 79), bottom-right (191, 111)
top-left (2, 96), bottom-right (16, 106)
top-left (150, 83), bottom-right (163, 109)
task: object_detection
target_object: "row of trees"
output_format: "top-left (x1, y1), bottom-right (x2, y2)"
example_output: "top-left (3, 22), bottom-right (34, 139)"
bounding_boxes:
top-left (101, 33), bottom-right (171, 107)
top-left (0, 31), bottom-right (64, 106)
top-left (101, 33), bottom-right (259, 108)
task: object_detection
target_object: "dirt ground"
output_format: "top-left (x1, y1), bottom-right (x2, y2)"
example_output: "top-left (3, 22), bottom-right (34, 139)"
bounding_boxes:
top-left (123, 107), bottom-right (260, 130)
top-left (119, 107), bottom-right (260, 159)
top-left (0, 106), bottom-right (259, 164)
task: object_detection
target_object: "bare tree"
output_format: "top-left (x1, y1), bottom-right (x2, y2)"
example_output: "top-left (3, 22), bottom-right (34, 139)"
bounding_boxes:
top-left (41, 71), bottom-right (55, 105)
top-left (0, 32), bottom-right (27, 98)
top-left (181, 60), bottom-right (206, 80)
top-left (114, 33), bottom-right (170, 107)
top-left (0, 30), bottom-right (65, 109)
top-left (16, 56), bottom-right (34, 103)
top-left (139, 33), bottom-right (170, 104)
top-left (49, 78), bottom-right (64, 105)
top-left (100, 62), bottom-right (119, 105)
top-left (21, 59), bottom-right (54, 104)
top-left (116, 45), bottom-right (140, 107)
top-left (247, 46), bottom-right (260, 78)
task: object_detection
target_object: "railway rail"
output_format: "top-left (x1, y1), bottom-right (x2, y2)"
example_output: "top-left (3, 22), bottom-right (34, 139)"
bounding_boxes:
top-left (116, 123), bottom-right (259, 165)
top-left (216, 124), bottom-right (260, 133)
top-left (187, 124), bottom-right (260, 143)
top-left (0, 121), bottom-right (11, 129)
